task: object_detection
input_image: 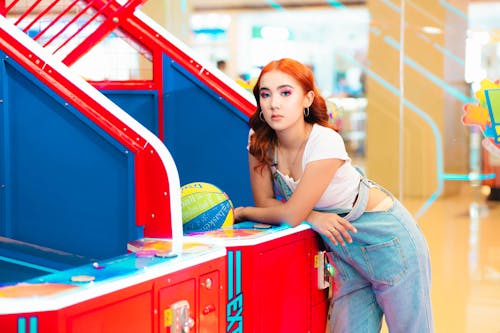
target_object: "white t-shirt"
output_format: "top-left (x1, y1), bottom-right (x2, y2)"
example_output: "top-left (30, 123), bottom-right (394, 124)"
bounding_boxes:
top-left (248, 124), bottom-right (361, 210)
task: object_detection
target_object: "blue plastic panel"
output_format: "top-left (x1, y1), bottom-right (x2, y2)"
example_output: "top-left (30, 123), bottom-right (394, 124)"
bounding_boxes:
top-left (98, 57), bottom-right (254, 207)
top-left (0, 52), bottom-right (142, 260)
top-left (162, 56), bottom-right (253, 208)
top-left (102, 90), bottom-right (158, 136)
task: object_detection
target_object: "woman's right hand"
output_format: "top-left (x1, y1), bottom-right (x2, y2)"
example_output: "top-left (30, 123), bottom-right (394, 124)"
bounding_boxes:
top-left (234, 207), bottom-right (246, 223)
top-left (307, 211), bottom-right (357, 246)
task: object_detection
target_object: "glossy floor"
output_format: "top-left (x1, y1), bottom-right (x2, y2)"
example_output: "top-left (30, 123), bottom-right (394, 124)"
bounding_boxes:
top-left (380, 184), bottom-right (500, 333)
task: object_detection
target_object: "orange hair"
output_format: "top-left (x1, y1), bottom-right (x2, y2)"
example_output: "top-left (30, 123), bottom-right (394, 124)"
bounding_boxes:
top-left (248, 58), bottom-right (336, 171)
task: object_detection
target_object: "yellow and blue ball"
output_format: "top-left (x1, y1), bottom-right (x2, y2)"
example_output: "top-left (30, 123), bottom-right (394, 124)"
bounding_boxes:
top-left (181, 182), bottom-right (234, 233)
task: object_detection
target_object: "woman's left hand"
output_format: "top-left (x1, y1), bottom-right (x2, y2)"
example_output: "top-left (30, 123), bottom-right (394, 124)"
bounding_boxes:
top-left (307, 211), bottom-right (357, 246)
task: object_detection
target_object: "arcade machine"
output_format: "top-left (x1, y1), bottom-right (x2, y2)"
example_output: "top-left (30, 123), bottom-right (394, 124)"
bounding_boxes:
top-left (0, 15), bottom-right (227, 333)
top-left (0, 1), bottom-right (330, 332)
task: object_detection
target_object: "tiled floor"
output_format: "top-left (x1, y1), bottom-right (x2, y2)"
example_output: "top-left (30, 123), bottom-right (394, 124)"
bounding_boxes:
top-left (380, 184), bottom-right (500, 333)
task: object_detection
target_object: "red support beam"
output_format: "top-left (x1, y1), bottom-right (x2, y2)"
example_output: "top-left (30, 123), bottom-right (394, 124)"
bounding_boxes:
top-left (33, 0), bottom-right (79, 41)
top-left (5, 0), bottom-right (19, 13)
top-left (22, 0), bottom-right (61, 33)
top-left (13, 0), bottom-right (42, 26)
top-left (62, 0), bottom-right (144, 66)
top-left (53, 0), bottom-right (114, 57)
top-left (42, 0), bottom-right (94, 48)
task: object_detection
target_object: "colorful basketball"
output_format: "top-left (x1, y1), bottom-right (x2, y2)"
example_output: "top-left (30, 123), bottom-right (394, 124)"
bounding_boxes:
top-left (181, 182), bottom-right (234, 233)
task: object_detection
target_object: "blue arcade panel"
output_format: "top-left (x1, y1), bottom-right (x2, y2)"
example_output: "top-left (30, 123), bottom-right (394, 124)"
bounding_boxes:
top-left (102, 90), bottom-right (159, 135)
top-left (102, 54), bottom-right (253, 208)
top-left (0, 50), bottom-right (142, 272)
top-left (162, 57), bottom-right (252, 208)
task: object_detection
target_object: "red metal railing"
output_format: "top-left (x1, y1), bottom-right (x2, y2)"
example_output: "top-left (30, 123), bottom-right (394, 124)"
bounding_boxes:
top-left (2, 0), bottom-right (145, 65)
top-left (0, 0), bottom-right (255, 117)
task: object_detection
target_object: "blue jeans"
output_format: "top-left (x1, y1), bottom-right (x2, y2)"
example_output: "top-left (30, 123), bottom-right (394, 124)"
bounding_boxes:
top-left (323, 198), bottom-right (434, 333)
top-left (273, 170), bottom-right (434, 332)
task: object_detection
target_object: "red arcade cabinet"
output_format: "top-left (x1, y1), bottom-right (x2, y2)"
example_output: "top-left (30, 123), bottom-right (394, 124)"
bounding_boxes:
top-left (186, 222), bottom-right (330, 333)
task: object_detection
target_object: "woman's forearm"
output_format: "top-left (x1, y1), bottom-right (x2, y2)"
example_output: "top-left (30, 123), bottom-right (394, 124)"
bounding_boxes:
top-left (305, 210), bottom-right (323, 227)
top-left (254, 197), bottom-right (284, 208)
top-left (234, 204), bottom-right (303, 227)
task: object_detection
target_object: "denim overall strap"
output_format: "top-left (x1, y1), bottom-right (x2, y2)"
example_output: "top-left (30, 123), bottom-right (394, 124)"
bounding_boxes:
top-left (341, 177), bottom-right (370, 221)
top-left (272, 168), bottom-right (294, 201)
top-left (271, 148), bottom-right (296, 201)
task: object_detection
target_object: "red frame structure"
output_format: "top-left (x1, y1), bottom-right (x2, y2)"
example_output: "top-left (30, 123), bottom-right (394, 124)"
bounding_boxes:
top-left (0, 14), bottom-right (172, 238)
top-left (0, 0), bottom-right (255, 142)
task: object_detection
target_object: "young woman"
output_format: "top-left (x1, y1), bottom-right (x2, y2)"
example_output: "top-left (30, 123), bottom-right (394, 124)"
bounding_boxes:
top-left (234, 58), bottom-right (434, 333)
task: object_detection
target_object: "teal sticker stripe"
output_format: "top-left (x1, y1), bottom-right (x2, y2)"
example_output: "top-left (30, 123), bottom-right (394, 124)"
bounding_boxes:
top-left (18, 317), bottom-right (26, 333)
top-left (235, 251), bottom-right (241, 295)
top-left (226, 250), bottom-right (242, 298)
top-left (30, 316), bottom-right (38, 333)
top-left (226, 250), bottom-right (243, 332)
top-left (227, 251), bottom-right (234, 300)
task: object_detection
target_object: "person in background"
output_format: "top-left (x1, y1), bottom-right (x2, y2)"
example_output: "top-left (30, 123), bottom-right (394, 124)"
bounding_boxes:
top-left (234, 58), bottom-right (434, 333)
top-left (216, 59), bottom-right (227, 73)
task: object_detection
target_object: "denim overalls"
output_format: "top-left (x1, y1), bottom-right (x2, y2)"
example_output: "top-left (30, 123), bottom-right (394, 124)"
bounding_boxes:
top-left (271, 164), bottom-right (434, 333)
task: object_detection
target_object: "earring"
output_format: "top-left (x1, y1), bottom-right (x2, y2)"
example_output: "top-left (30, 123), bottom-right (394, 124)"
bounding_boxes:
top-left (304, 107), bottom-right (310, 117)
top-left (259, 111), bottom-right (265, 121)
